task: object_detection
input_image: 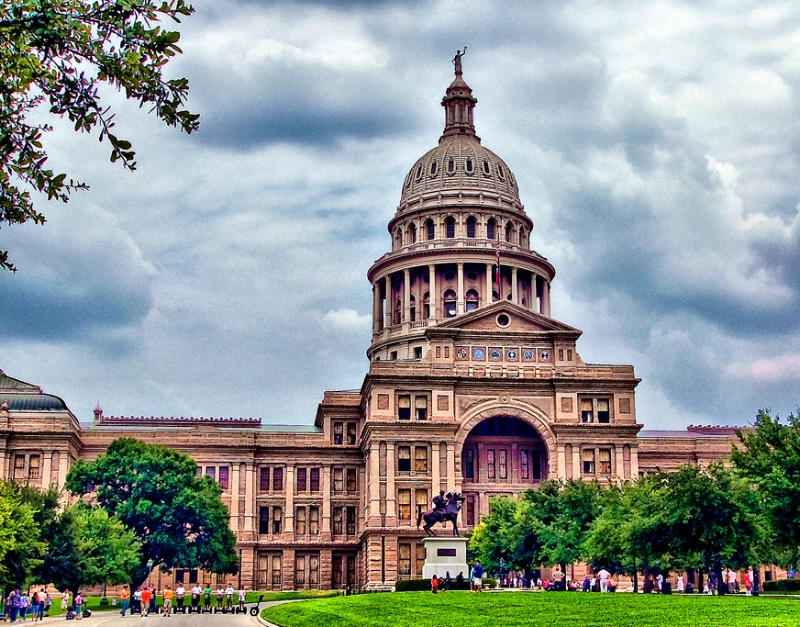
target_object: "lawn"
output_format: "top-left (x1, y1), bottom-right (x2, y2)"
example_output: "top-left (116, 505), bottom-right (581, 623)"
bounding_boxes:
top-left (262, 591), bottom-right (800, 627)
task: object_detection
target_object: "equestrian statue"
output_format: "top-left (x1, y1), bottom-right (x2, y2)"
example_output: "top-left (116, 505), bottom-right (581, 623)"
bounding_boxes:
top-left (417, 490), bottom-right (465, 537)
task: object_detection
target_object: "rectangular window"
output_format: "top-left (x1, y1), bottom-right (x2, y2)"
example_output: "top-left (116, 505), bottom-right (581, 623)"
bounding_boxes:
top-left (260, 467), bottom-right (270, 491)
top-left (415, 489), bottom-right (428, 519)
top-left (296, 507), bottom-right (306, 535)
top-left (532, 451), bottom-right (542, 480)
top-left (189, 570), bottom-right (198, 584)
top-left (28, 455), bottom-right (40, 481)
top-left (273, 467), bottom-right (284, 491)
top-left (487, 449), bottom-right (496, 480)
top-left (466, 494), bottom-right (476, 526)
top-left (333, 468), bottom-right (344, 493)
top-left (498, 450), bottom-right (508, 480)
top-left (598, 399), bottom-right (611, 423)
top-left (398, 544), bottom-right (411, 578)
top-left (520, 450), bottom-right (530, 480)
top-left (259, 507), bottom-right (270, 535)
top-left (310, 468), bottom-right (320, 492)
top-left (346, 468), bottom-right (357, 493)
top-left (272, 507), bottom-right (282, 534)
top-left (398, 395), bottom-right (411, 420)
top-left (581, 398), bottom-right (594, 423)
top-left (218, 466), bottom-right (229, 490)
top-left (415, 396), bottom-right (428, 420)
top-left (347, 422), bottom-right (357, 445)
top-left (415, 544), bottom-right (426, 578)
top-left (297, 468), bottom-right (307, 492)
top-left (398, 489), bottom-right (411, 521)
top-left (599, 448), bottom-right (612, 474)
top-left (333, 507), bottom-right (343, 535)
top-left (309, 507), bottom-right (320, 535)
top-left (205, 466), bottom-right (215, 481)
top-left (272, 555), bottom-right (282, 587)
top-left (175, 570), bottom-right (185, 584)
top-left (295, 555), bottom-right (306, 587)
top-left (333, 422), bottom-right (344, 445)
top-left (332, 555), bottom-right (343, 588)
top-left (346, 506), bottom-right (356, 536)
top-left (309, 555), bottom-right (319, 586)
top-left (464, 449), bottom-right (475, 480)
top-left (582, 449), bottom-right (596, 475)
top-left (398, 446), bottom-right (411, 472)
top-left (414, 447), bottom-right (428, 473)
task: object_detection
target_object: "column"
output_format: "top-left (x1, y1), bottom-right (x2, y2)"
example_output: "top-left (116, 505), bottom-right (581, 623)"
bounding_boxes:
top-left (244, 463), bottom-right (255, 533)
top-left (285, 464), bottom-right (295, 534)
top-left (230, 464), bottom-right (240, 526)
top-left (485, 263), bottom-right (493, 303)
top-left (571, 446), bottom-right (581, 479)
top-left (372, 283), bottom-right (381, 334)
top-left (385, 276), bottom-right (393, 328)
top-left (368, 444), bottom-right (380, 520)
top-left (511, 267), bottom-right (518, 304)
top-left (615, 445), bottom-right (625, 480)
top-left (630, 446), bottom-right (639, 479)
top-left (557, 445), bottom-right (566, 479)
top-left (428, 264), bottom-right (438, 320)
top-left (386, 444), bottom-right (396, 520)
top-left (446, 443), bottom-right (456, 492)
top-left (456, 262), bottom-right (465, 314)
top-left (543, 280), bottom-right (552, 317)
top-left (403, 268), bottom-right (411, 322)
top-left (431, 445), bottom-right (441, 493)
top-left (58, 451), bottom-right (69, 490)
top-left (322, 465), bottom-right (332, 536)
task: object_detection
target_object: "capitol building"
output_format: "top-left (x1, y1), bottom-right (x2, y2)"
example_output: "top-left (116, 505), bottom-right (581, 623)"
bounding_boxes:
top-left (0, 59), bottom-right (738, 591)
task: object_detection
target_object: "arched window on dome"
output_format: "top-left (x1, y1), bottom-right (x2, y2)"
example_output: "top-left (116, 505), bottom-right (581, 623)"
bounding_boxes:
top-left (466, 216), bottom-right (476, 239)
top-left (466, 289), bottom-right (479, 312)
top-left (394, 228), bottom-right (402, 250)
top-left (487, 218), bottom-right (497, 241)
top-left (482, 159), bottom-right (491, 176)
top-left (393, 299), bottom-right (402, 325)
top-left (425, 219), bottom-right (435, 241)
top-left (423, 291), bottom-right (430, 319)
top-left (410, 295), bottom-right (416, 322)
top-left (430, 161), bottom-right (438, 176)
top-left (465, 158), bottom-right (474, 175)
top-left (447, 158), bottom-right (456, 175)
top-left (505, 221), bottom-right (513, 243)
top-left (443, 289), bottom-right (457, 318)
top-left (409, 223), bottom-right (417, 244)
top-left (445, 217), bottom-right (456, 239)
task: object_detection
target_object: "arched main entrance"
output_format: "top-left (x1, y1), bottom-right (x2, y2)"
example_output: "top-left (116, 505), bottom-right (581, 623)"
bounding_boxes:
top-left (460, 416), bottom-right (549, 528)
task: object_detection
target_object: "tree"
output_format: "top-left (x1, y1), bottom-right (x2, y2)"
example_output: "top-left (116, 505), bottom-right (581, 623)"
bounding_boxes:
top-left (732, 408), bottom-right (800, 565)
top-left (36, 503), bottom-right (140, 595)
top-left (0, 0), bottom-right (199, 272)
top-left (65, 438), bottom-right (238, 586)
top-left (0, 481), bottom-right (47, 589)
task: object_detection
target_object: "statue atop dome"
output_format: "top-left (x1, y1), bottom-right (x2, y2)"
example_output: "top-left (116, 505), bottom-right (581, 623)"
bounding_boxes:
top-left (453, 47), bottom-right (467, 75)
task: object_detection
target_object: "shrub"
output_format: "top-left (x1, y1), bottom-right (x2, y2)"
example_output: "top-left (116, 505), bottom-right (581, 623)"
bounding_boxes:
top-left (395, 578), bottom-right (495, 592)
top-left (763, 579), bottom-right (800, 593)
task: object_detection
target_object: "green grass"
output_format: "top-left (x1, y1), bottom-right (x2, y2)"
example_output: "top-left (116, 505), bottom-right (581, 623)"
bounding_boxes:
top-left (262, 591), bottom-right (800, 627)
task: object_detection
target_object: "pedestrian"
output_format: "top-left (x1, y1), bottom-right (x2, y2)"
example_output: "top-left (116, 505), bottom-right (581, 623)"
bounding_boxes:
top-left (473, 561), bottom-right (484, 592)
top-left (431, 574), bottom-right (439, 594)
top-left (745, 567), bottom-right (754, 596)
top-left (726, 568), bottom-right (737, 594)
top-left (19, 590), bottom-right (29, 622)
top-left (174, 584), bottom-right (185, 614)
top-left (237, 587), bottom-right (246, 613)
top-left (148, 584), bottom-right (156, 615)
top-left (225, 583), bottom-right (234, 611)
top-left (551, 565), bottom-right (564, 591)
top-left (120, 585), bottom-right (130, 617)
top-left (468, 564), bottom-right (475, 592)
top-left (190, 584), bottom-right (201, 613)
top-left (60, 590), bottom-right (70, 613)
top-left (656, 572), bottom-right (664, 593)
top-left (162, 585), bottom-right (173, 617)
top-left (677, 574), bottom-right (685, 593)
top-left (140, 586), bottom-right (151, 618)
top-left (73, 593), bottom-right (82, 621)
top-left (597, 567), bottom-right (611, 593)
top-left (132, 587), bottom-right (141, 615)
top-left (8, 589), bottom-right (21, 623)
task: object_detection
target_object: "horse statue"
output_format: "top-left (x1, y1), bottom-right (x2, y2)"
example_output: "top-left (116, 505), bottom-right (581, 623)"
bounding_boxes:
top-left (417, 491), bottom-right (465, 537)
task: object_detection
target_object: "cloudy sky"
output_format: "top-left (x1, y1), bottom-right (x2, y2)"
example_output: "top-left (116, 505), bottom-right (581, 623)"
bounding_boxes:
top-left (3, 0), bottom-right (800, 430)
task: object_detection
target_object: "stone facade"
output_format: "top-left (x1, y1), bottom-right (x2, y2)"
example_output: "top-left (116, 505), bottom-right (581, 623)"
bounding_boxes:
top-left (0, 61), bottom-right (741, 591)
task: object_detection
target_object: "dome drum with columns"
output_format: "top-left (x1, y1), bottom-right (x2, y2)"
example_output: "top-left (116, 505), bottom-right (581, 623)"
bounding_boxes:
top-left (0, 55), bottom-right (744, 593)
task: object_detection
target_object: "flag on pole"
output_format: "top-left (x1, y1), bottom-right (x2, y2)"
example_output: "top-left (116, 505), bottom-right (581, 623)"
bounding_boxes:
top-left (495, 241), bottom-right (501, 300)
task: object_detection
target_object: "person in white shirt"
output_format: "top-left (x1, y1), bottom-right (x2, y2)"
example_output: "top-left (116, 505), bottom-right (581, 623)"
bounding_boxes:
top-left (175, 586), bottom-right (185, 613)
top-left (190, 585), bottom-right (201, 613)
top-left (224, 585), bottom-right (234, 611)
top-left (597, 568), bottom-right (612, 593)
top-left (237, 588), bottom-right (246, 613)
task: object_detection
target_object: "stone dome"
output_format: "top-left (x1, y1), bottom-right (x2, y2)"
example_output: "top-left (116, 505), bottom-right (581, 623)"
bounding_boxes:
top-left (396, 56), bottom-right (524, 214)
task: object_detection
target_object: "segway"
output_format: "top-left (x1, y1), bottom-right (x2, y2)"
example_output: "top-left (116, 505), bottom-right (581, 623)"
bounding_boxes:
top-left (249, 594), bottom-right (264, 617)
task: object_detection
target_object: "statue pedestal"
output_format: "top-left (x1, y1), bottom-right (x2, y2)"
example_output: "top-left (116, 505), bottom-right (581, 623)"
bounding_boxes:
top-left (422, 536), bottom-right (469, 581)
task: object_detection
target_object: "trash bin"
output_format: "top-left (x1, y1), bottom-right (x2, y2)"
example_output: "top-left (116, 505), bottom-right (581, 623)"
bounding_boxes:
top-left (662, 582), bottom-right (672, 595)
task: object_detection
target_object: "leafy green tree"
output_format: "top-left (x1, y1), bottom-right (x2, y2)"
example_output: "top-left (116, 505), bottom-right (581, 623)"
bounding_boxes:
top-left (37, 503), bottom-right (140, 595)
top-left (65, 438), bottom-right (238, 586)
top-left (469, 496), bottom-right (533, 573)
top-left (0, 480), bottom-right (46, 588)
top-left (732, 409), bottom-right (800, 565)
top-left (0, 0), bottom-right (199, 272)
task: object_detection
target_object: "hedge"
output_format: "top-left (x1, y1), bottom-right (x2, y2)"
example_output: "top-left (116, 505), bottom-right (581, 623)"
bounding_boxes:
top-left (396, 578), bottom-right (497, 592)
top-left (762, 579), bottom-right (800, 593)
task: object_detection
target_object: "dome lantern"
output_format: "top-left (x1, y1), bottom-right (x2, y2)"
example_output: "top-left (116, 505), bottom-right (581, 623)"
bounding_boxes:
top-left (440, 48), bottom-right (479, 143)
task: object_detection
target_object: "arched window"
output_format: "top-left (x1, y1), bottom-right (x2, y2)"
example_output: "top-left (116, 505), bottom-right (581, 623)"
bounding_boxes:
top-left (466, 289), bottom-right (479, 312)
top-left (423, 291), bottom-right (430, 319)
top-left (445, 217), bottom-right (456, 239)
top-left (519, 226), bottom-right (527, 248)
top-left (393, 299), bottom-right (402, 325)
top-left (443, 289), bottom-right (457, 318)
top-left (466, 216), bottom-right (476, 238)
top-left (410, 295), bottom-right (416, 322)
top-left (409, 223), bottom-right (417, 244)
top-left (487, 218), bottom-right (496, 241)
top-left (394, 228), bottom-right (402, 250)
top-left (505, 221), bottom-right (513, 243)
top-left (425, 219), bottom-right (435, 241)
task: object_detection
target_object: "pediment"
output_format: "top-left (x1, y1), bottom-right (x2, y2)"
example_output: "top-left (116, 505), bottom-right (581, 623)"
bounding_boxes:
top-left (431, 301), bottom-right (582, 337)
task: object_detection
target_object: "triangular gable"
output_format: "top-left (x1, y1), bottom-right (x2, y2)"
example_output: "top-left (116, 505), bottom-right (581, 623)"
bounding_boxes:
top-left (431, 301), bottom-right (582, 336)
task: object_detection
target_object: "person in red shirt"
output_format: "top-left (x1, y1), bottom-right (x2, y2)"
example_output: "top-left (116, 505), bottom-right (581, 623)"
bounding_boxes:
top-left (140, 587), bottom-right (151, 617)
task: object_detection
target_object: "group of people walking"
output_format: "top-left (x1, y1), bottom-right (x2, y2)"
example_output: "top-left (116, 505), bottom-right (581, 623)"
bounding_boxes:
top-left (3, 589), bottom-right (51, 622)
top-left (120, 583), bottom-right (248, 617)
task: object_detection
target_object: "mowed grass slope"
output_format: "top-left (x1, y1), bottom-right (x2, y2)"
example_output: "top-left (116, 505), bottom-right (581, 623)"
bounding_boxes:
top-left (263, 591), bottom-right (800, 627)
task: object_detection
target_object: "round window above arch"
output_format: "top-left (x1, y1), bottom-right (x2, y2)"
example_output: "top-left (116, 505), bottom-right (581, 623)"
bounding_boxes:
top-left (496, 313), bottom-right (511, 328)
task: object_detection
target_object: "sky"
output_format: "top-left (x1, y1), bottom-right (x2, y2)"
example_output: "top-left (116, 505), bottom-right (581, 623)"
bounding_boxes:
top-left (2, 0), bottom-right (800, 430)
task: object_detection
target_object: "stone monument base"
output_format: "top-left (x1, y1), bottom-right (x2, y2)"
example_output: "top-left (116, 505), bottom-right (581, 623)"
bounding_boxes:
top-left (421, 536), bottom-right (469, 581)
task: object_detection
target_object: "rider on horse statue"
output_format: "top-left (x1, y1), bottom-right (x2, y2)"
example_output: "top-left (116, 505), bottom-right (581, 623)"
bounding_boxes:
top-left (418, 491), bottom-right (465, 537)
top-left (432, 490), bottom-right (447, 516)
